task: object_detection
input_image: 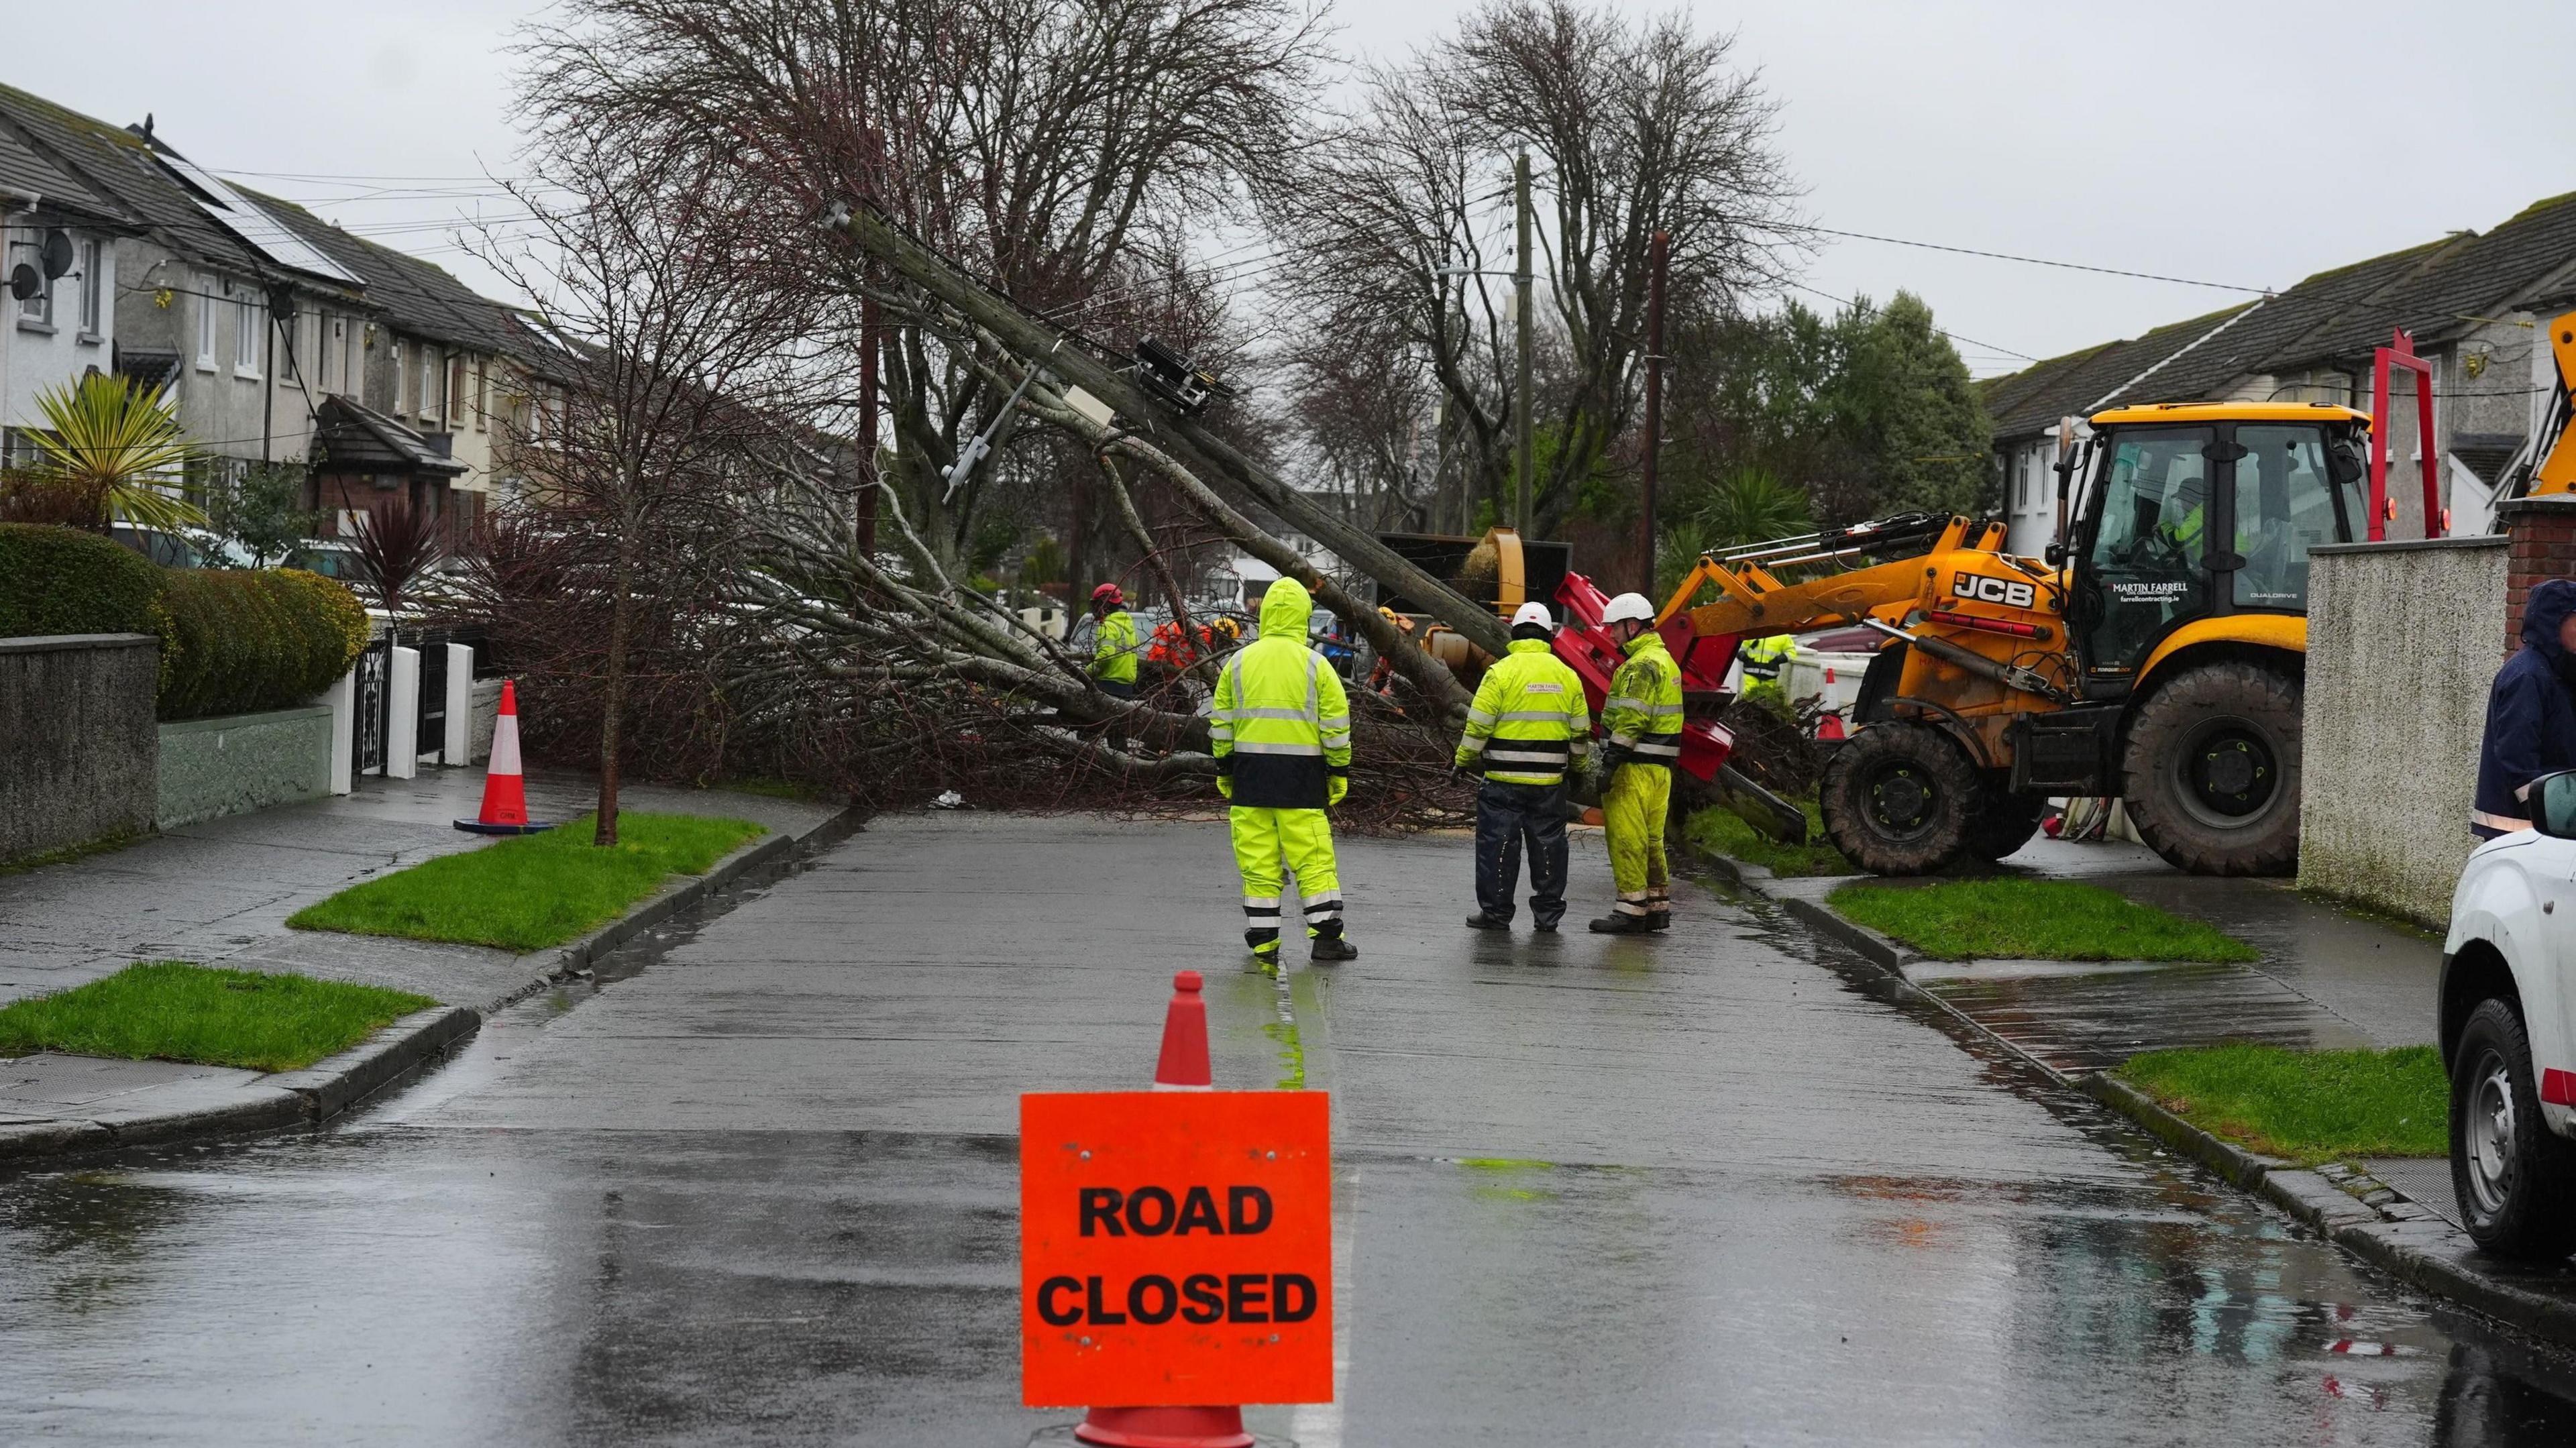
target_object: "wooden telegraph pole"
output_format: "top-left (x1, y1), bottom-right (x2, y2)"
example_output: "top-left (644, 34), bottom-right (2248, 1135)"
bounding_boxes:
top-left (1640, 230), bottom-right (1669, 597)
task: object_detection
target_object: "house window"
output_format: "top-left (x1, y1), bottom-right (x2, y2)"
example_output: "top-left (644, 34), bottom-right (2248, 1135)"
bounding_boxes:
top-left (421, 344), bottom-right (439, 421)
top-left (233, 295), bottom-right (262, 374)
top-left (472, 357), bottom-right (487, 431)
top-left (448, 356), bottom-right (466, 427)
top-left (16, 260), bottom-right (50, 326)
top-left (343, 319), bottom-right (358, 396)
top-left (392, 341), bottom-right (405, 412)
top-left (76, 239), bottom-right (100, 337)
top-left (196, 280), bottom-right (218, 367)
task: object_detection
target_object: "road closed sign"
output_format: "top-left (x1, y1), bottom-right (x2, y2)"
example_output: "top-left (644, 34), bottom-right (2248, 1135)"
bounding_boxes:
top-left (1020, 1090), bottom-right (1332, 1408)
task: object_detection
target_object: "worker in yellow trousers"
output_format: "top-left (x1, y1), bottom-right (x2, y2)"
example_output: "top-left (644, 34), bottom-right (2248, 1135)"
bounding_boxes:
top-left (1211, 576), bottom-right (1358, 964)
top-left (1591, 592), bottom-right (1684, 934)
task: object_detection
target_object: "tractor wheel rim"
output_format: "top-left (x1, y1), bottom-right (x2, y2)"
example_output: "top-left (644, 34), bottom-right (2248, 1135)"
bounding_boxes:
top-left (1865, 763), bottom-right (1935, 838)
top-left (2174, 717), bottom-right (2279, 828)
top-left (2465, 1050), bottom-right (2517, 1219)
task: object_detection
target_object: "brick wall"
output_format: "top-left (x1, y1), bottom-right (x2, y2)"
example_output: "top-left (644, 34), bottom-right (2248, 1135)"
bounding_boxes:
top-left (2498, 496), bottom-right (2576, 653)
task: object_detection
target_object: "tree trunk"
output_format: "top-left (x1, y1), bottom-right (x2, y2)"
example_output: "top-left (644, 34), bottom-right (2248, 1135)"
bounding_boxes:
top-left (596, 512), bottom-right (637, 847)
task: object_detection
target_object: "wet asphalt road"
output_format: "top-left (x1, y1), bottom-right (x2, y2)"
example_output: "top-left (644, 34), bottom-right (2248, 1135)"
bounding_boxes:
top-left (7, 814), bottom-right (2576, 1445)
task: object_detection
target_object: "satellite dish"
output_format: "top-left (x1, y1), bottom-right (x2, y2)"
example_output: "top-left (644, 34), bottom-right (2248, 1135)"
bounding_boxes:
top-left (39, 229), bottom-right (74, 280)
top-left (7, 263), bottom-right (39, 301)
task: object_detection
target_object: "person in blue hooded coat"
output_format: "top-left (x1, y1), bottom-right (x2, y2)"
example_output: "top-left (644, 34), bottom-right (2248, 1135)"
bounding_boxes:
top-left (2472, 578), bottom-right (2576, 838)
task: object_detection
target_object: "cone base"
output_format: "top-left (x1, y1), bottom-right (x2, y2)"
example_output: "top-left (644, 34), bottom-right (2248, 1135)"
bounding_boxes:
top-left (453, 820), bottom-right (558, 836)
top-left (1073, 1405), bottom-right (1253, 1448)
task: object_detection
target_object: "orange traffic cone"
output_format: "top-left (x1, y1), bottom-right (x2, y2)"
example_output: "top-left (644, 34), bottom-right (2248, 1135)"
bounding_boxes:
top-left (453, 681), bottom-right (556, 835)
top-left (1816, 712), bottom-right (1846, 740)
top-left (1073, 972), bottom-right (1250, 1448)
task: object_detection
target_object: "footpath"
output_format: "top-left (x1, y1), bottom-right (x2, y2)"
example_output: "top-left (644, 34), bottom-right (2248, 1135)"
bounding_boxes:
top-left (1696, 825), bottom-right (2576, 1348)
top-left (0, 766), bottom-right (845, 1164)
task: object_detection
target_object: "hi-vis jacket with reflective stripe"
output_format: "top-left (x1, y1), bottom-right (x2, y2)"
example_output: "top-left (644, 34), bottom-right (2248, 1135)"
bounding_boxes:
top-left (1210, 577), bottom-right (1352, 809)
top-left (1602, 629), bottom-right (1685, 768)
top-left (1090, 609), bottom-right (1140, 685)
top-left (1456, 638), bottom-right (1591, 786)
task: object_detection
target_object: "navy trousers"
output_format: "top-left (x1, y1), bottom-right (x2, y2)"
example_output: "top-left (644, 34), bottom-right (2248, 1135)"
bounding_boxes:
top-left (1475, 779), bottom-right (1568, 927)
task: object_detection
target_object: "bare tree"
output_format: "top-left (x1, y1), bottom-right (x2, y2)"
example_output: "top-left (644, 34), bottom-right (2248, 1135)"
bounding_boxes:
top-left (517, 0), bottom-right (1326, 574)
top-left (1262, 0), bottom-right (1797, 536)
top-left (478, 133), bottom-right (817, 846)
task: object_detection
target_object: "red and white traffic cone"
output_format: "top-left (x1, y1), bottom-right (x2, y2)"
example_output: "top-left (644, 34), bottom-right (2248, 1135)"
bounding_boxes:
top-left (453, 681), bottom-right (555, 836)
top-left (1073, 972), bottom-right (1251, 1448)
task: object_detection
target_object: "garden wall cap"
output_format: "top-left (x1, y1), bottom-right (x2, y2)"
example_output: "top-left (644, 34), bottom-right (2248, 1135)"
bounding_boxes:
top-left (0, 632), bottom-right (159, 654)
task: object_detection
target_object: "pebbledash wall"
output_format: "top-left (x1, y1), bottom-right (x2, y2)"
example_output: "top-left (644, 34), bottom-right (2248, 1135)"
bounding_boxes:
top-left (0, 634), bottom-right (160, 865)
top-left (156, 706), bottom-right (337, 829)
top-left (2300, 535), bottom-right (2509, 925)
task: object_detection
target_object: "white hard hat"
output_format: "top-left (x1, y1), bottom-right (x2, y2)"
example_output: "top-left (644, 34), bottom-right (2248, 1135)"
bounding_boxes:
top-left (1510, 601), bottom-right (1554, 630)
top-left (1601, 592), bottom-right (1657, 626)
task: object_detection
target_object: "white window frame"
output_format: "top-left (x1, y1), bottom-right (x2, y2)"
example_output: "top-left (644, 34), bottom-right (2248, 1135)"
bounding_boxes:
top-left (392, 340), bottom-right (406, 413)
top-left (420, 343), bottom-right (439, 422)
top-left (233, 294), bottom-right (262, 377)
top-left (16, 256), bottom-right (51, 327)
top-left (75, 239), bottom-right (101, 338)
top-left (196, 280), bottom-right (219, 368)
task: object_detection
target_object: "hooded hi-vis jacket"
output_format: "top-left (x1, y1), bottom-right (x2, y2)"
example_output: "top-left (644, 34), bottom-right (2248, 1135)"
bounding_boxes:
top-left (1603, 629), bottom-right (1685, 769)
top-left (1091, 608), bottom-right (1140, 685)
top-left (2474, 578), bottom-right (2576, 836)
top-left (1211, 577), bottom-right (1352, 809)
top-left (1456, 638), bottom-right (1591, 786)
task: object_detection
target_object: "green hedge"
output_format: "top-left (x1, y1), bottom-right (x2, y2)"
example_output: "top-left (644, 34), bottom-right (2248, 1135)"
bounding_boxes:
top-left (0, 522), bottom-right (163, 638)
top-left (0, 524), bottom-right (370, 721)
top-left (158, 568), bottom-right (370, 721)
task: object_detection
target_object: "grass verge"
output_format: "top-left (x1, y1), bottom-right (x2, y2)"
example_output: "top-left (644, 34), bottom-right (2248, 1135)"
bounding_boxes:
top-left (288, 811), bottom-right (766, 952)
top-left (1684, 799), bottom-right (1855, 877)
top-left (2118, 1043), bottom-right (2447, 1163)
top-left (0, 961), bottom-right (434, 1072)
top-left (1828, 877), bottom-right (2258, 962)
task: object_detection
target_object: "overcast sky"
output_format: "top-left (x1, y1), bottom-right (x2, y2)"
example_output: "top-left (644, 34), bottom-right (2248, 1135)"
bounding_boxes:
top-left (16, 1), bottom-right (2576, 377)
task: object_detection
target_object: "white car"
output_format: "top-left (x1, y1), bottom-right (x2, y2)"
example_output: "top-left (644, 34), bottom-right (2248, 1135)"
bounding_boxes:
top-left (2442, 768), bottom-right (2576, 1258)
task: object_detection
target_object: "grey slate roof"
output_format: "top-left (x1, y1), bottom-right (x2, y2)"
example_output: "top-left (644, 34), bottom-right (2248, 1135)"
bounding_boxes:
top-left (0, 121), bottom-right (117, 220)
top-left (0, 82), bottom-right (358, 303)
top-left (1982, 190), bottom-right (2576, 441)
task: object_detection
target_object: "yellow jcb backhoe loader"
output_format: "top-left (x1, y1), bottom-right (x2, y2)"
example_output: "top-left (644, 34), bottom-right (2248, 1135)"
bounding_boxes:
top-left (1663, 401), bottom-right (2376, 876)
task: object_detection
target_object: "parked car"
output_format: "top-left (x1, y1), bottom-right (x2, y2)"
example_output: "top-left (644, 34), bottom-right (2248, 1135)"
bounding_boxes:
top-left (2440, 767), bottom-right (2576, 1258)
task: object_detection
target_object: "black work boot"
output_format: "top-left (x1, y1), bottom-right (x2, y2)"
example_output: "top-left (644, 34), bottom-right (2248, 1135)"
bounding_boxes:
top-left (1464, 912), bottom-right (1511, 931)
top-left (1647, 911), bottom-right (1671, 932)
top-left (1311, 936), bottom-right (1359, 962)
top-left (1588, 913), bottom-right (1652, 935)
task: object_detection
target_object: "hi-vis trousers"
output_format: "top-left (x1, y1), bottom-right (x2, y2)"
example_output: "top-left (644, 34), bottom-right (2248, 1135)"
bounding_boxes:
top-left (1230, 807), bottom-right (1344, 957)
top-left (1603, 763), bottom-right (1671, 918)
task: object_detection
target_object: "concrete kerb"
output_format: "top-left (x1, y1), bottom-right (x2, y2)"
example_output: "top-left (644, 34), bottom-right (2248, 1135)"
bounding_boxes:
top-left (0, 805), bottom-right (865, 1168)
top-left (484, 805), bottom-right (865, 1012)
top-left (1687, 836), bottom-right (2576, 1353)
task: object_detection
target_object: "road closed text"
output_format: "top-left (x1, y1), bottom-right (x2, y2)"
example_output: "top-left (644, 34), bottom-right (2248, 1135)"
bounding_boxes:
top-left (1034, 1270), bottom-right (1320, 1326)
top-left (1021, 1090), bottom-right (1332, 1406)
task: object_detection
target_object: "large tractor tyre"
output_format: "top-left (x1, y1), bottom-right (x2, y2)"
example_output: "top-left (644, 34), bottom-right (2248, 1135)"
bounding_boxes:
top-left (1964, 782), bottom-right (2049, 862)
top-left (2449, 999), bottom-right (2576, 1261)
top-left (1819, 720), bottom-right (1980, 875)
top-left (2121, 660), bottom-right (2302, 876)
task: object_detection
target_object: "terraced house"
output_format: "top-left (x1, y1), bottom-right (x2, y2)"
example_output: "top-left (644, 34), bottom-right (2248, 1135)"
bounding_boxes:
top-left (0, 115), bottom-right (131, 474)
top-left (1984, 191), bottom-right (2576, 555)
top-left (0, 82), bottom-right (561, 569)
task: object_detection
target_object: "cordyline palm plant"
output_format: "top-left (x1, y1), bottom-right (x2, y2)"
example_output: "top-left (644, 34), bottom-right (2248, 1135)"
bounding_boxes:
top-left (350, 496), bottom-right (447, 666)
top-left (21, 374), bottom-right (207, 533)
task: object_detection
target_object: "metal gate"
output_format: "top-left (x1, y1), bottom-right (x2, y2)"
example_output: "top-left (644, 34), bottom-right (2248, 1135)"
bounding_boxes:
top-left (417, 638), bottom-right (449, 761)
top-left (352, 638), bottom-right (389, 778)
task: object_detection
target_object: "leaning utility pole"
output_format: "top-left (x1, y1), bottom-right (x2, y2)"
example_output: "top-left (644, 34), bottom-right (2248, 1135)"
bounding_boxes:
top-left (856, 292), bottom-right (880, 556)
top-left (831, 201), bottom-right (1511, 657)
top-left (1639, 230), bottom-right (1669, 597)
top-left (1513, 150), bottom-right (1534, 536)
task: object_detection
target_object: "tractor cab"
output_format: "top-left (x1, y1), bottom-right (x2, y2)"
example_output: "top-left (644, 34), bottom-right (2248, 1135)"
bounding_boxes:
top-left (2056, 402), bottom-right (2369, 695)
